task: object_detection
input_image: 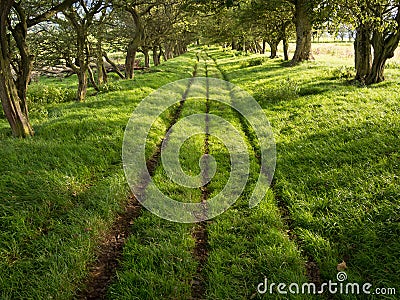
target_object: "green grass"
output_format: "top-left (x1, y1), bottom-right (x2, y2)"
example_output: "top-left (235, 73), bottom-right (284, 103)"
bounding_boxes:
top-left (109, 51), bottom-right (309, 300)
top-left (0, 52), bottom-right (197, 299)
top-left (1, 45), bottom-right (399, 299)
top-left (206, 47), bottom-right (400, 298)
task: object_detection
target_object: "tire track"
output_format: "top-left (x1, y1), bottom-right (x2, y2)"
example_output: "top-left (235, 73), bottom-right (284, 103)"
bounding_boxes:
top-left (77, 60), bottom-right (198, 300)
top-left (191, 56), bottom-right (210, 300)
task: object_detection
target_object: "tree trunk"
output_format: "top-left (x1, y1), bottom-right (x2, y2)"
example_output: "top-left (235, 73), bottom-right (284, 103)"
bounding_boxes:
top-left (283, 37), bottom-right (289, 61)
top-left (0, 61), bottom-right (34, 137)
top-left (87, 65), bottom-right (99, 92)
top-left (96, 39), bottom-right (105, 85)
top-left (152, 45), bottom-right (160, 66)
top-left (143, 47), bottom-right (150, 68)
top-left (103, 52), bottom-right (124, 79)
top-left (255, 41), bottom-right (262, 53)
top-left (366, 53), bottom-right (386, 84)
top-left (269, 42), bottom-right (278, 58)
top-left (76, 30), bottom-right (88, 101)
top-left (291, 0), bottom-right (313, 65)
top-left (262, 39), bottom-right (266, 54)
top-left (125, 6), bottom-right (145, 79)
top-left (164, 43), bottom-right (173, 60)
top-left (354, 24), bottom-right (372, 81)
top-left (125, 42), bottom-right (137, 79)
top-left (0, 1), bottom-right (33, 137)
top-left (13, 31), bottom-right (33, 118)
top-left (77, 70), bottom-right (87, 101)
top-left (162, 48), bottom-right (168, 61)
top-left (101, 64), bottom-right (108, 83)
top-left (366, 27), bottom-right (400, 85)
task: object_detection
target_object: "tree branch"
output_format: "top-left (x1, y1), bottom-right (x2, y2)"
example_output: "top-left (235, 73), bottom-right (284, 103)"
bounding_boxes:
top-left (27, 0), bottom-right (78, 28)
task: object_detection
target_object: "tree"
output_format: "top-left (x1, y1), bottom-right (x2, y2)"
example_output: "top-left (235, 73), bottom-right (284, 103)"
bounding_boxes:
top-left (287, 0), bottom-right (332, 65)
top-left (336, 0), bottom-right (400, 84)
top-left (141, 0), bottom-right (192, 66)
top-left (113, 0), bottom-right (159, 79)
top-left (0, 0), bottom-right (76, 137)
top-left (289, 0), bottom-right (313, 64)
top-left (62, 0), bottom-right (108, 101)
top-left (238, 0), bottom-right (294, 59)
top-left (365, 1), bottom-right (400, 84)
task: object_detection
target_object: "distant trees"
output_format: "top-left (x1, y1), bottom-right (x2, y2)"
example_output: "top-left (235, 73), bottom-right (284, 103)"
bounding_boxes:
top-left (195, 0), bottom-right (295, 59)
top-left (239, 0), bottom-right (294, 59)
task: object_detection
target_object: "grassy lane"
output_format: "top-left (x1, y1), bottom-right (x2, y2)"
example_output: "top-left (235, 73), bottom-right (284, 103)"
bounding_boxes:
top-left (201, 53), bottom-right (309, 300)
top-left (107, 55), bottom-right (209, 299)
top-left (0, 53), bottom-right (197, 299)
top-left (207, 46), bottom-right (400, 298)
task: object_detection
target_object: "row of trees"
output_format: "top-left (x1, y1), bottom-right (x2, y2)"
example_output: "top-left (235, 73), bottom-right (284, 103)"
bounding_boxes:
top-left (197, 0), bottom-right (400, 82)
top-left (0, 0), bottom-right (194, 137)
top-left (1, 0), bottom-right (400, 137)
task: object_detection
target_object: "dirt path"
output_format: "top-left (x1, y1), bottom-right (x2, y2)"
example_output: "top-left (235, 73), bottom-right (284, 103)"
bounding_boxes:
top-left (191, 58), bottom-right (211, 300)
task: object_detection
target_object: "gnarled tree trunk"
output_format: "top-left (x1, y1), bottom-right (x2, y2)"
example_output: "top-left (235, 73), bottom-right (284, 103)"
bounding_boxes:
top-left (0, 0), bottom-right (33, 137)
top-left (103, 52), bottom-right (124, 79)
top-left (262, 39), bottom-right (266, 54)
top-left (96, 38), bottom-right (106, 85)
top-left (125, 6), bottom-right (145, 79)
top-left (354, 24), bottom-right (372, 81)
top-left (269, 42), bottom-right (278, 58)
top-left (87, 65), bottom-right (99, 92)
top-left (0, 59), bottom-right (34, 137)
top-left (291, 0), bottom-right (313, 65)
top-left (366, 25), bottom-right (400, 84)
top-left (283, 37), bottom-right (289, 61)
top-left (125, 42), bottom-right (138, 79)
top-left (158, 45), bottom-right (163, 64)
top-left (77, 70), bottom-right (88, 101)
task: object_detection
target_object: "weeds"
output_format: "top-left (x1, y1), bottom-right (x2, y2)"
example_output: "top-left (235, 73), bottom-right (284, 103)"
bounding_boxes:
top-left (27, 84), bottom-right (76, 105)
top-left (331, 65), bottom-right (356, 79)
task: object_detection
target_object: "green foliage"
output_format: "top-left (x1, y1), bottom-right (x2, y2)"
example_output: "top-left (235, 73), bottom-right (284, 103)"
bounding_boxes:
top-left (27, 84), bottom-right (76, 105)
top-left (240, 57), bottom-right (266, 68)
top-left (98, 81), bottom-right (122, 93)
top-left (386, 61), bottom-right (400, 69)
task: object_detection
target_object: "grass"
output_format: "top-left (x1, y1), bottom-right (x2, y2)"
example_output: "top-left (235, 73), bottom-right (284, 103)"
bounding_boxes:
top-left (206, 46), bottom-right (400, 298)
top-left (1, 45), bottom-right (399, 299)
top-left (0, 52), bottom-right (197, 299)
top-left (109, 50), bottom-right (309, 299)
top-left (203, 59), bottom-right (308, 299)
